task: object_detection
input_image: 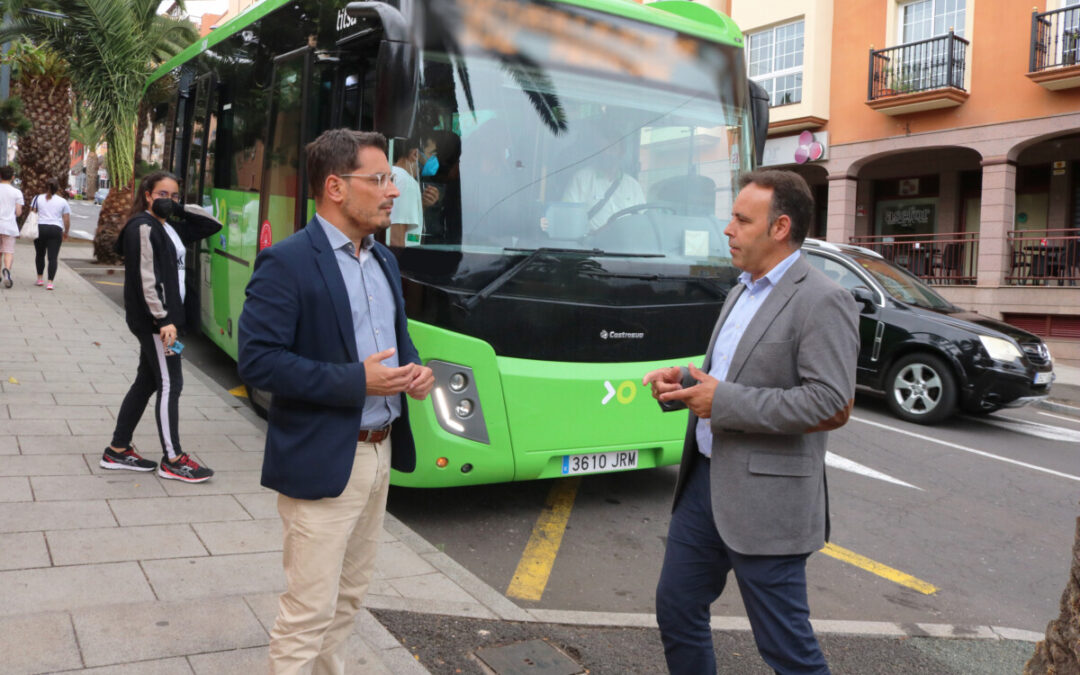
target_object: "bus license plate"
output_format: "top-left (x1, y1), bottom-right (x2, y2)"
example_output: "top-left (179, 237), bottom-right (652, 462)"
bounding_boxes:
top-left (562, 450), bottom-right (638, 476)
top-left (1034, 371), bottom-right (1052, 385)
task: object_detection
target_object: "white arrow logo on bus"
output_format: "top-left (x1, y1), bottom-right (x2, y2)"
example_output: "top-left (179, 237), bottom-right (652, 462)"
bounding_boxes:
top-left (602, 381), bottom-right (616, 405)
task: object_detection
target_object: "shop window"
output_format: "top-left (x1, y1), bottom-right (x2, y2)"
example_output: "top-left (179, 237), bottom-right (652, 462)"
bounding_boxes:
top-left (747, 20), bottom-right (804, 107)
top-left (873, 176), bottom-right (940, 236)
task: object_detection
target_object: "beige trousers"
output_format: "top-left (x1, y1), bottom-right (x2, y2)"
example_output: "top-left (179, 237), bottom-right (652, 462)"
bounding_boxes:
top-left (268, 436), bottom-right (391, 675)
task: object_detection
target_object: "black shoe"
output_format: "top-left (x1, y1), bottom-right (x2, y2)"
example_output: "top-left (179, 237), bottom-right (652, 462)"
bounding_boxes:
top-left (100, 446), bottom-right (156, 472)
top-left (158, 453), bottom-right (214, 483)
top-left (2, 268), bottom-right (11, 288)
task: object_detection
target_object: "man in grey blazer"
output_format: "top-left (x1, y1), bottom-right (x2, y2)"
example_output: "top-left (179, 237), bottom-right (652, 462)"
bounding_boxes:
top-left (644, 170), bottom-right (859, 674)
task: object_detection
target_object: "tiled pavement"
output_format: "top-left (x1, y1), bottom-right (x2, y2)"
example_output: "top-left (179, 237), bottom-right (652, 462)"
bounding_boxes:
top-left (0, 241), bottom-right (530, 674)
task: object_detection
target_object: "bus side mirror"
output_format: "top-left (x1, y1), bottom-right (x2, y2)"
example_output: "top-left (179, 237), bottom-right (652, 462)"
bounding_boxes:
top-left (851, 286), bottom-right (876, 313)
top-left (347, 1), bottom-right (418, 140)
top-left (748, 80), bottom-right (769, 166)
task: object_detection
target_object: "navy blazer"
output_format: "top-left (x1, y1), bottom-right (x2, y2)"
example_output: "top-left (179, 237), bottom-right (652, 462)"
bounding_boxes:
top-left (238, 217), bottom-right (420, 500)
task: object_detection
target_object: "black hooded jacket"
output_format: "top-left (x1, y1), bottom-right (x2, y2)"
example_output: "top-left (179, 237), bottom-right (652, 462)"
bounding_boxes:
top-left (115, 206), bottom-right (221, 334)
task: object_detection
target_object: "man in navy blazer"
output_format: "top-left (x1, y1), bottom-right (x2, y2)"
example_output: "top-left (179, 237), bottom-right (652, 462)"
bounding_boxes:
top-left (239, 129), bottom-right (433, 675)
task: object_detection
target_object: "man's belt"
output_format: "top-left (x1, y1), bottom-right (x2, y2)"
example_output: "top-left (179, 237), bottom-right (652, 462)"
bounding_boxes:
top-left (358, 425), bottom-right (391, 443)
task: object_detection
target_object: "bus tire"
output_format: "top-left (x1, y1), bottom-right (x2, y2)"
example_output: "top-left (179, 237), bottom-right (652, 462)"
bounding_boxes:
top-left (249, 386), bottom-right (272, 418)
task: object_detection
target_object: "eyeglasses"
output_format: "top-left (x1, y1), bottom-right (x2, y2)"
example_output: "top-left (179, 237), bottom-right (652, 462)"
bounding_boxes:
top-left (338, 173), bottom-right (396, 190)
top-left (151, 190), bottom-right (181, 201)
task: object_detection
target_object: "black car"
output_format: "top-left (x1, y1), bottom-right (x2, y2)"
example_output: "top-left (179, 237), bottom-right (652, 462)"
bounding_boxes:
top-left (802, 239), bottom-right (1055, 424)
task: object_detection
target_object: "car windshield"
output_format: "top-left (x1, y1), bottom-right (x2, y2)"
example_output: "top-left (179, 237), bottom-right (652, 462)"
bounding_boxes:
top-left (850, 252), bottom-right (956, 310)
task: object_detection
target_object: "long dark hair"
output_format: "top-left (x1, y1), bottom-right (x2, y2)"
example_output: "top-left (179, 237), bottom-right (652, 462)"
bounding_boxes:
top-left (129, 171), bottom-right (180, 218)
top-left (44, 178), bottom-right (60, 200)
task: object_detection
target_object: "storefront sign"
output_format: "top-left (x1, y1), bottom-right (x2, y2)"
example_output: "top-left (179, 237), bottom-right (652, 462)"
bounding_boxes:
top-left (761, 131), bottom-right (829, 167)
top-left (882, 203), bottom-right (934, 229)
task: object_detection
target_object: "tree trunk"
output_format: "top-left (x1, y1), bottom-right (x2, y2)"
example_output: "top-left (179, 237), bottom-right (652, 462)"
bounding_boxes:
top-left (162, 99), bottom-right (179, 174)
top-left (93, 184), bottom-right (132, 264)
top-left (85, 152), bottom-right (99, 195)
top-left (1026, 515), bottom-right (1080, 675)
top-left (14, 73), bottom-right (73, 210)
top-left (92, 110), bottom-right (138, 265)
top-left (134, 97), bottom-right (149, 170)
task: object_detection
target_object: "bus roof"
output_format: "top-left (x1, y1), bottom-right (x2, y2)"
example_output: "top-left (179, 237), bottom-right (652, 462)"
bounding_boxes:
top-left (148, 0), bottom-right (743, 86)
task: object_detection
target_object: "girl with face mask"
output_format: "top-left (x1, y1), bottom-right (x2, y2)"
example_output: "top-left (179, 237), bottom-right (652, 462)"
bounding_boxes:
top-left (103, 171), bottom-right (222, 483)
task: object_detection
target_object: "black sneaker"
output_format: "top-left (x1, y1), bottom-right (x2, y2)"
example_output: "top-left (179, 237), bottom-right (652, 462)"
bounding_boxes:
top-left (2, 268), bottom-right (11, 288)
top-left (158, 453), bottom-right (214, 483)
top-left (100, 446), bottom-right (156, 472)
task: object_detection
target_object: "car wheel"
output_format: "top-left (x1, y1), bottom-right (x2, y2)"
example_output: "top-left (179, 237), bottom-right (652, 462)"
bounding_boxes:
top-left (884, 353), bottom-right (957, 424)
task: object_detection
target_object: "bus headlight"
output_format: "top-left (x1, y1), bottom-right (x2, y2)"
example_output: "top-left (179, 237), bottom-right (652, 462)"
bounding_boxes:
top-left (427, 360), bottom-right (489, 444)
top-left (449, 372), bottom-right (468, 392)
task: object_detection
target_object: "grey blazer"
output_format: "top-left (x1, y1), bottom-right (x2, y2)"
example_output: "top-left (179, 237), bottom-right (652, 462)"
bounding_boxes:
top-left (670, 254), bottom-right (860, 556)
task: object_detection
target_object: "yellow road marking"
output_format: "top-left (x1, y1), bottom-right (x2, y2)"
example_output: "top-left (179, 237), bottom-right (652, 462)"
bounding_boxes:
top-left (506, 477), bottom-right (581, 601)
top-left (94, 280), bottom-right (124, 286)
top-left (228, 385), bottom-right (249, 398)
top-left (821, 542), bottom-right (938, 595)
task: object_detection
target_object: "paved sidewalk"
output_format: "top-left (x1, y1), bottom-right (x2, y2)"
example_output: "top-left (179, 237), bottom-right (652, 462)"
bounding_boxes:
top-left (0, 240), bottom-right (1057, 673)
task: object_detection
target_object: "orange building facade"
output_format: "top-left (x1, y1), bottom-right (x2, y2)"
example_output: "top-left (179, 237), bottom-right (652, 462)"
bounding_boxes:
top-left (720, 0), bottom-right (1080, 364)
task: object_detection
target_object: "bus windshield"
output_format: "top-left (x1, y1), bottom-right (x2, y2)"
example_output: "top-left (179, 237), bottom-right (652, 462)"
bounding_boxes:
top-left (397, 18), bottom-right (751, 270)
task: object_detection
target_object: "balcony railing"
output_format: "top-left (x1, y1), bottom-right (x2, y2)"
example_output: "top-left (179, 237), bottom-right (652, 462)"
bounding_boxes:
top-left (848, 232), bottom-right (979, 286)
top-left (1006, 229), bottom-right (1080, 286)
top-left (868, 32), bottom-right (969, 100)
top-left (1030, 6), bottom-right (1080, 72)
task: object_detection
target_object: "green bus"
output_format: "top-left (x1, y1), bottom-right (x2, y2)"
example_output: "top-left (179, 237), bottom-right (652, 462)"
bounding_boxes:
top-left (144, 0), bottom-right (767, 487)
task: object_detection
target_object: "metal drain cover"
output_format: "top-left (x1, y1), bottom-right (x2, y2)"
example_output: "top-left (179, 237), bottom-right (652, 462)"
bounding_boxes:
top-left (475, 639), bottom-right (584, 674)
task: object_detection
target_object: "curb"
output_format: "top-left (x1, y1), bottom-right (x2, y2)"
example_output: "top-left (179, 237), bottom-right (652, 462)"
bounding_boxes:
top-left (1033, 398), bottom-right (1080, 416)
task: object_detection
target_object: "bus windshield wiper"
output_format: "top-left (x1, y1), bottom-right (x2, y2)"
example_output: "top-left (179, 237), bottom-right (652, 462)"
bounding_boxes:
top-left (457, 247), bottom-right (664, 312)
top-left (581, 269), bottom-right (729, 299)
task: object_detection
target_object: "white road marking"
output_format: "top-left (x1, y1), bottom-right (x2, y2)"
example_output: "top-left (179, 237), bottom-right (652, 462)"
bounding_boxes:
top-left (826, 452), bottom-right (921, 490)
top-left (1038, 410), bottom-right (1080, 424)
top-left (969, 415), bottom-right (1080, 443)
top-left (851, 416), bottom-right (1080, 482)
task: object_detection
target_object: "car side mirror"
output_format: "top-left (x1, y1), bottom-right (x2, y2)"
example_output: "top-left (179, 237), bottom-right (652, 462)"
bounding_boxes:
top-left (851, 287), bottom-right (876, 313)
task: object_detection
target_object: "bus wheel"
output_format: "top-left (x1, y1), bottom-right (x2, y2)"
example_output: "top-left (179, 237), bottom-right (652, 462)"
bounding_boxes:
top-left (249, 386), bottom-right (272, 418)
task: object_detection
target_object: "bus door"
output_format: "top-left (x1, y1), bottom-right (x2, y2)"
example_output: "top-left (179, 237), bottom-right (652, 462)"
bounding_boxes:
top-left (183, 74), bottom-right (218, 332)
top-left (258, 47), bottom-right (314, 249)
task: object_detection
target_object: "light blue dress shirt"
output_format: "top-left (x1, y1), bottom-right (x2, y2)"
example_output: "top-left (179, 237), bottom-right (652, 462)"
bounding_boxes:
top-left (695, 249), bottom-right (803, 458)
top-left (316, 214), bottom-right (400, 429)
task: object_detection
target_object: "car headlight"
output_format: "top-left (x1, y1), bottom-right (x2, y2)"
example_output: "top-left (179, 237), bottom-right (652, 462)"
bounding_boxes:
top-left (978, 335), bottom-right (1023, 363)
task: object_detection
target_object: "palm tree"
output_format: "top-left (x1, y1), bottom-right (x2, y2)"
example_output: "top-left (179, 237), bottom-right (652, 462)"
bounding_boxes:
top-left (70, 114), bottom-right (104, 197)
top-left (0, 0), bottom-right (196, 263)
top-left (4, 40), bottom-right (71, 211)
top-left (1025, 516), bottom-right (1080, 673)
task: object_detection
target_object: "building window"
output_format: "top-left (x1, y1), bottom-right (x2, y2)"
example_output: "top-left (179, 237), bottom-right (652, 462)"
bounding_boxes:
top-left (900, 0), bottom-right (965, 42)
top-left (748, 20), bottom-right (804, 107)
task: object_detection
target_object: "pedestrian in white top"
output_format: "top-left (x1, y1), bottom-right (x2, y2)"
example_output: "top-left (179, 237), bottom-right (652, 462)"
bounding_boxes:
top-left (31, 178), bottom-right (71, 290)
top-left (0, 166), bottom-right (24, 288)
top-left (388, 137), bottom-right (437, 247)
